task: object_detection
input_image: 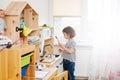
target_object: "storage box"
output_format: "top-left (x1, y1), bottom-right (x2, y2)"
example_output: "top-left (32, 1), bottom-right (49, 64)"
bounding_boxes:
top-left (21, 65), bottom-right (29, 77)
top-left (21, 53), bottom-right (33, 67)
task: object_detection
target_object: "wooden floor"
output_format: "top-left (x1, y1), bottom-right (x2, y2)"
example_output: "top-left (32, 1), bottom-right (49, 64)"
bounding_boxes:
top-left (76, 79), bottom-right (88, 80)
top-left (75, 77), bottom-right (88, 80)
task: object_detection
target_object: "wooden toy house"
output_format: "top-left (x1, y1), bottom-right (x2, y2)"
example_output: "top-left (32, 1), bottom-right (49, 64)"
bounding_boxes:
top-left (5, 1), bottom-right (39, 43)
top-left (5, 1), bottom-right (40, 62)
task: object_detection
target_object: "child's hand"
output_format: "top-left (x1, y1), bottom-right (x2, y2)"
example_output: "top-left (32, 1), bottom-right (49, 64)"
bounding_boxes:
top-left (58, 48), bottom-right (64, 53)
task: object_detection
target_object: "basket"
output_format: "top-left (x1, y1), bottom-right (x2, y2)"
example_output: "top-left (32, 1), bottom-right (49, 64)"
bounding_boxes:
top-left (21, 65), bottom-right (29, 77)
top-left (21, 53), bottom-right (33, 67)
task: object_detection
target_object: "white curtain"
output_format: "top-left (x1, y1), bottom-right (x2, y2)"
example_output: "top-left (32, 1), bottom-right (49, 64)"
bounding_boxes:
top-left (88, 0), bottom-right (120, 80)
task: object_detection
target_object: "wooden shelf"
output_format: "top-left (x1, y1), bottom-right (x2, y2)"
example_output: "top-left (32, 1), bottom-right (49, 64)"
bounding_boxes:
top-left (44, 37), bottom-right (53, 41)
top-left (31, 27), bottom-right (40, 31)
top-left (39, 26), bottom-right (53, 30)
top-left (11, 44), bottom-right (35, 56)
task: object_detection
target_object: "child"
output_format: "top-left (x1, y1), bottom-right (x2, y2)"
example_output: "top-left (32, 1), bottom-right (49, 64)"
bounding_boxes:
top-left (58, 26), bottom-right (76, 80)
top-left (0, 9), bottom-right (6, 35)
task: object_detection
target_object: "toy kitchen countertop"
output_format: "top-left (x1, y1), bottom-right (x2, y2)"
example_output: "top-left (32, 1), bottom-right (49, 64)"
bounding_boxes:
top-left (35, 67), bottom-right (58, 80)
top-left (39, 54), bottom-right (62, 67)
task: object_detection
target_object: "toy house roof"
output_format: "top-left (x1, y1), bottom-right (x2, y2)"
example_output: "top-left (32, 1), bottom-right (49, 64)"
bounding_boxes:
top-left (5, 1), bottom-right (38, 15)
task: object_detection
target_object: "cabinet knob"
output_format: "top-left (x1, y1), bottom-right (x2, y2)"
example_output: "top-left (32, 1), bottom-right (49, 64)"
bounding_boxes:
top-left (16, 27), bottom-right (23, 32)
top-left (32, 17), bottom-right (34, 20)
top-left (12, 20), bottom-right (15, 24)
top-left (60, 61), bottom-right (63, 65)
top-left (56, 66), bottom-right (59, 68)
top-left (16, 73), bottom-right (19, 77)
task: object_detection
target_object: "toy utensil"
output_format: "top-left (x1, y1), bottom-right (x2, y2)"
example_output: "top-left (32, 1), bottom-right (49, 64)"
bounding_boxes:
top-left (55, 36), bottom-right (59, 42)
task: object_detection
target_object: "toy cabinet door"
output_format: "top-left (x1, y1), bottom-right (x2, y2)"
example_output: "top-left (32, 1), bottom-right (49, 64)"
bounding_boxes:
top-left (0, 50), bottom-right (8, 80)
top-left (8, 50), bottom-right (21, 80)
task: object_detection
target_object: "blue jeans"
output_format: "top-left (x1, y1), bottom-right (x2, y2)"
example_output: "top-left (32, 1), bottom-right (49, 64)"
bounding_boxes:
top-left (63, 59), bottom-right (75, 80)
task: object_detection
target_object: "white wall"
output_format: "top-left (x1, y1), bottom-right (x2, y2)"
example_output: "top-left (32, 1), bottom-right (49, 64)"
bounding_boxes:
top-left (0, 0), bottom-right (49, 25)
top-left (79, 0), bottom-right (92, 46)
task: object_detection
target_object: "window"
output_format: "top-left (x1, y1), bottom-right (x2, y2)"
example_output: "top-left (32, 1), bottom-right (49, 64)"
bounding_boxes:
top-left (53, 17), bottom-right (81, 44)
top-left (53, 0), bottom-right (82, 17)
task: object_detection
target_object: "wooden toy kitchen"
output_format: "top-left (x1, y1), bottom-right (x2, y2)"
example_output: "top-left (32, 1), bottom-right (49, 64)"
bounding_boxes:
top-left (0, 1), bottom-right (63, 80)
